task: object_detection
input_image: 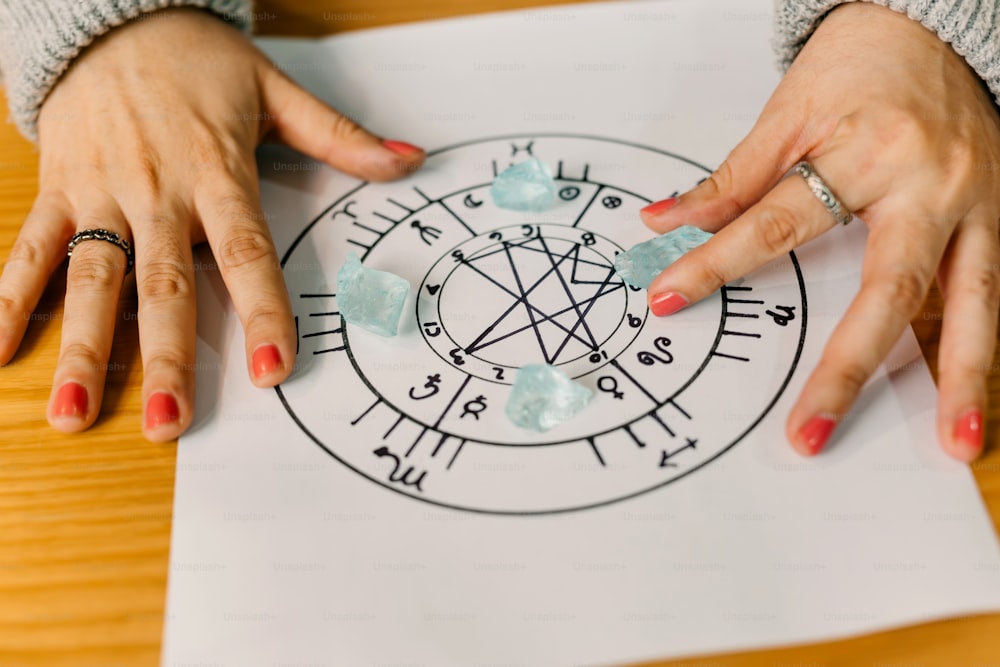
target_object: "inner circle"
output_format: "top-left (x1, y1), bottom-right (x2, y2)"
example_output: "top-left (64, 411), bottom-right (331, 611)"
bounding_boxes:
top-left (419, 224), bottom-right (635, 379)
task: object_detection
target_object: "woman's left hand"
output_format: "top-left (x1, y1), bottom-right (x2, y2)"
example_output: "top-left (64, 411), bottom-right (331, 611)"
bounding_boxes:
top-left (640, 3), bottom-right (1000, 460)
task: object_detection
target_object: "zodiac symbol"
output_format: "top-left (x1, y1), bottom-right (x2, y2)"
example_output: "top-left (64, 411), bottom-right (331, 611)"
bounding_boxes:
top-left (659, 438), bottom-right (698, 468)
top-left (637, 337), bottom-right (673, 365)
top-left (597, 376), bottom-right (624, 400)
top-left (422, 321), bottom-right (442, 337)
top-left (766, 305), bottom-right (796, 326)
top-left (461, 396), bottom-right (488, 420)
top-left (372, 447), bottom-right (427, 492)
top-left (408, 374), bottom-right (442, 400)
top-left (411, 219), bottom-right (442, 246)
top-left (331, 200), bottom-right (358, 220)
top-left (589, 349), bottom-right (609, 363)
top-left (510, 140), bottom-right (535, 156)
top-left (559, 186), bottom-right (580, 201)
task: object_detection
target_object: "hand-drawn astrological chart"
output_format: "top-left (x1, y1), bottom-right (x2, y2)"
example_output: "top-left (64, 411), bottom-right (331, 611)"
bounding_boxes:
top-left (276, 134), bottom-right (806, 515)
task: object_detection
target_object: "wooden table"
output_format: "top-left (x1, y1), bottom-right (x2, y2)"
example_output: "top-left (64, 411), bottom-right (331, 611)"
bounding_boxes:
top-left (1, 1), bottom-right (999, 665)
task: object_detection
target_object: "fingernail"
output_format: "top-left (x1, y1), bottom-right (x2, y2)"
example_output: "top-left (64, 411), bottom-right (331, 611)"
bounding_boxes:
top-left (53, 381), bottom-right (88, 419)
top-left (382, 139), bottom-right (423, 156)
top-left (650, 292), bottom-right (688, 317)
top-left (640, 197), bottom-right (678, 216)
top-left (252, 344), bottom-right (282, 379)
top-left (954, 409), bottom-right (983, 452)
top-left (146, 392), bottom-right (179, 429)
top-left (797, 415), bottom-right (837, 455)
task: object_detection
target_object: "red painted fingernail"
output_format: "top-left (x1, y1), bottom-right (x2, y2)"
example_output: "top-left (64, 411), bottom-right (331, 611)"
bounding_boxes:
top-left (954, 409), bottom-right (983, 452)
top-left (650, 292), bottom-right (688, 317)
top-left (640, 197), bottom-right (678, 216)
top-left (382, 139), bottom-right (423, 156)
top-left (53, 382), bottom-right (87, 419)
top-left (252, 344), bottom-right (282, 379)
top-left (146, 392), bottom-right (179, 429)
top-left (797, 415), bottom-right (837, 455)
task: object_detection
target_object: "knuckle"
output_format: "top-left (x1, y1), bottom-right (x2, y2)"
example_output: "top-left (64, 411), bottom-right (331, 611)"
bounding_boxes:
top-left (7, 237), bottom-right (45, 269)
top-left (879, 268), bottom-right (929, 317)
top-left (218, 228), bottom-right (275, 272)
top-left (832, 112), bottom-right (863, 139)
top-left (245, 306), bottom-right (289, 335)
top-left (967, 263), bottom-right (1000, 307)
top-left (692, 257), bottom-right (729, 291)
top-left (140, 260), bottom-right (192, 301)
top-left (946, 138), bottom-right (977, 174)
top-left (60, 341), bottom-right (104, 372)
top-left (328, 112), bottom-right (364, 141)
top-left (210, 185), bottom-right (264, 224)
top-left (190, 131), bottom-right (247, 178)
top-left (144, 352), bottom-right (190, 377)
top-left (67, 255), bottom-right (120, 291)
top-left (0, 293), bottom-right (25, 320)
top-left (701, 160), bottom-right (744, 219)
top-left (837, 360), bottom-right (873, 396)
top-left (939, 140), bottom-right (980, 202)
top-left (126, 203), bottom-right (170, 229)
top-left (756, 205), bottom-right (801, 256)
top-left (945, 362), bottom-right (985, 385)
top-left (874, 108), bottom-right (925, 147)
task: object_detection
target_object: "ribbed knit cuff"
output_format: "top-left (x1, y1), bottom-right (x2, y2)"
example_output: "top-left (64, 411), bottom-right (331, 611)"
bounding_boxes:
top-left (0, 0), bottom-right (253, 141)
top-left (774, 0), bottom-right (1000, 106)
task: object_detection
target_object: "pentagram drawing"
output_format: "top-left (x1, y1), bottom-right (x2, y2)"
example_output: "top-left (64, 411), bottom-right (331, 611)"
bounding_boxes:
top-left (276, 134), bottom-right (806, 514)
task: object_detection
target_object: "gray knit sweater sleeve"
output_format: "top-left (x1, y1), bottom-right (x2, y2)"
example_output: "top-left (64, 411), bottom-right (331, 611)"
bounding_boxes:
top-left (774, 0), bottom-right (1000, 104)
top-left (0, 0), bottom-right (253, 141)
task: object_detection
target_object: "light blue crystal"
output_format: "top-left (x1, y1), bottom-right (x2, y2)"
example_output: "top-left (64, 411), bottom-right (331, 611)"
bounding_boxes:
top-left (613, 225), bottom-right (714, 289)
top-left (336, 252), bottom-right (410, 337)
top-left (505, 364), bottom-right (593, 432)
top-left (490, 158), bottom-right (556, 212)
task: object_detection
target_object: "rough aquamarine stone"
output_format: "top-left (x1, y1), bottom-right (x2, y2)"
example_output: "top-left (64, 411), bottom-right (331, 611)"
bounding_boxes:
top-left (505, 364), bottom-right (593, 432)
top-left (613, 225), bottom-right (714, 289)
top-left (336, 252), bottom-right (410, 337)
top-left (490, 158), bottom-right (556, 212)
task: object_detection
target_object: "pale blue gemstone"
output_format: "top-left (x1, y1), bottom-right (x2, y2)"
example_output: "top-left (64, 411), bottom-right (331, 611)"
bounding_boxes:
top-left (613, 225), bottom-right (714, 289)
top-left (336, 252), bottom-right (410, 337)
top-left (505, 364), bottom-right (593, 432)
top-left (490, 158), bottom-right (556, 212)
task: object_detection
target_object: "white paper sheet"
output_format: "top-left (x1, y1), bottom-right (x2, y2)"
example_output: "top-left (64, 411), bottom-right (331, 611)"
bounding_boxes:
top-left (163, 2), bottom-right (1000, 665)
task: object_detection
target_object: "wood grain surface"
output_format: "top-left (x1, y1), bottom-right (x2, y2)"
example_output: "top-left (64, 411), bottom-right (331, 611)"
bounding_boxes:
top-left (1, 2), bottom-right (999, 665)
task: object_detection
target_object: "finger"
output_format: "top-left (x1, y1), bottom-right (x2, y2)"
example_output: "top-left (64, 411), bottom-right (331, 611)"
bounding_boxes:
top-left (640, 109), bottom-right (805, 232)
top-left (785, 202), bottom-right (952, 455)
top-left (47, 204), bottom-right (130, 432)
top-left (645, 164), bottom-right (845, 316)
top-left (196, 174), bottom-right (295, 388)
top-left (934, 215), bottom-right (1000, 461)
top-left (259, 65), bottom-right (425, 181)
top-left (130, 204), bottom-right (198, 442)
top-left (0, 192), bottom-right (74, 365)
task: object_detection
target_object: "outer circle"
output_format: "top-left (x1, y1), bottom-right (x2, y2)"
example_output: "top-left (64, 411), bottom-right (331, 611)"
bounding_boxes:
top-left (275, 133), bottom-right (807, 515)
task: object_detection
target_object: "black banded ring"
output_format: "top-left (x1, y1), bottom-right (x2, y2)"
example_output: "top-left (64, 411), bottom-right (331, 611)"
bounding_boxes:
top-left (66, 228), bottom-right (135, 275)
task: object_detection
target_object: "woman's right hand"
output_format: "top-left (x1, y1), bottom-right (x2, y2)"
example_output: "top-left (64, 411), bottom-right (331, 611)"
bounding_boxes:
top-left (0, 7), bottom-right (426, 441)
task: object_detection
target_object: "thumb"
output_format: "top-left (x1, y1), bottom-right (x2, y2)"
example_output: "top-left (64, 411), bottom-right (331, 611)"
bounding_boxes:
top-left (259, 66), bottom-right (425, 181)
top-left (640, 111), bottom-right (802, 233)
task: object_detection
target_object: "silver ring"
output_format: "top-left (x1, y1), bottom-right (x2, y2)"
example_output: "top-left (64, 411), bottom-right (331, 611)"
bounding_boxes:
top-left (794, 161), bottom-right (853, 226)
top-left (66, 228), bottom-right (134, 274)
